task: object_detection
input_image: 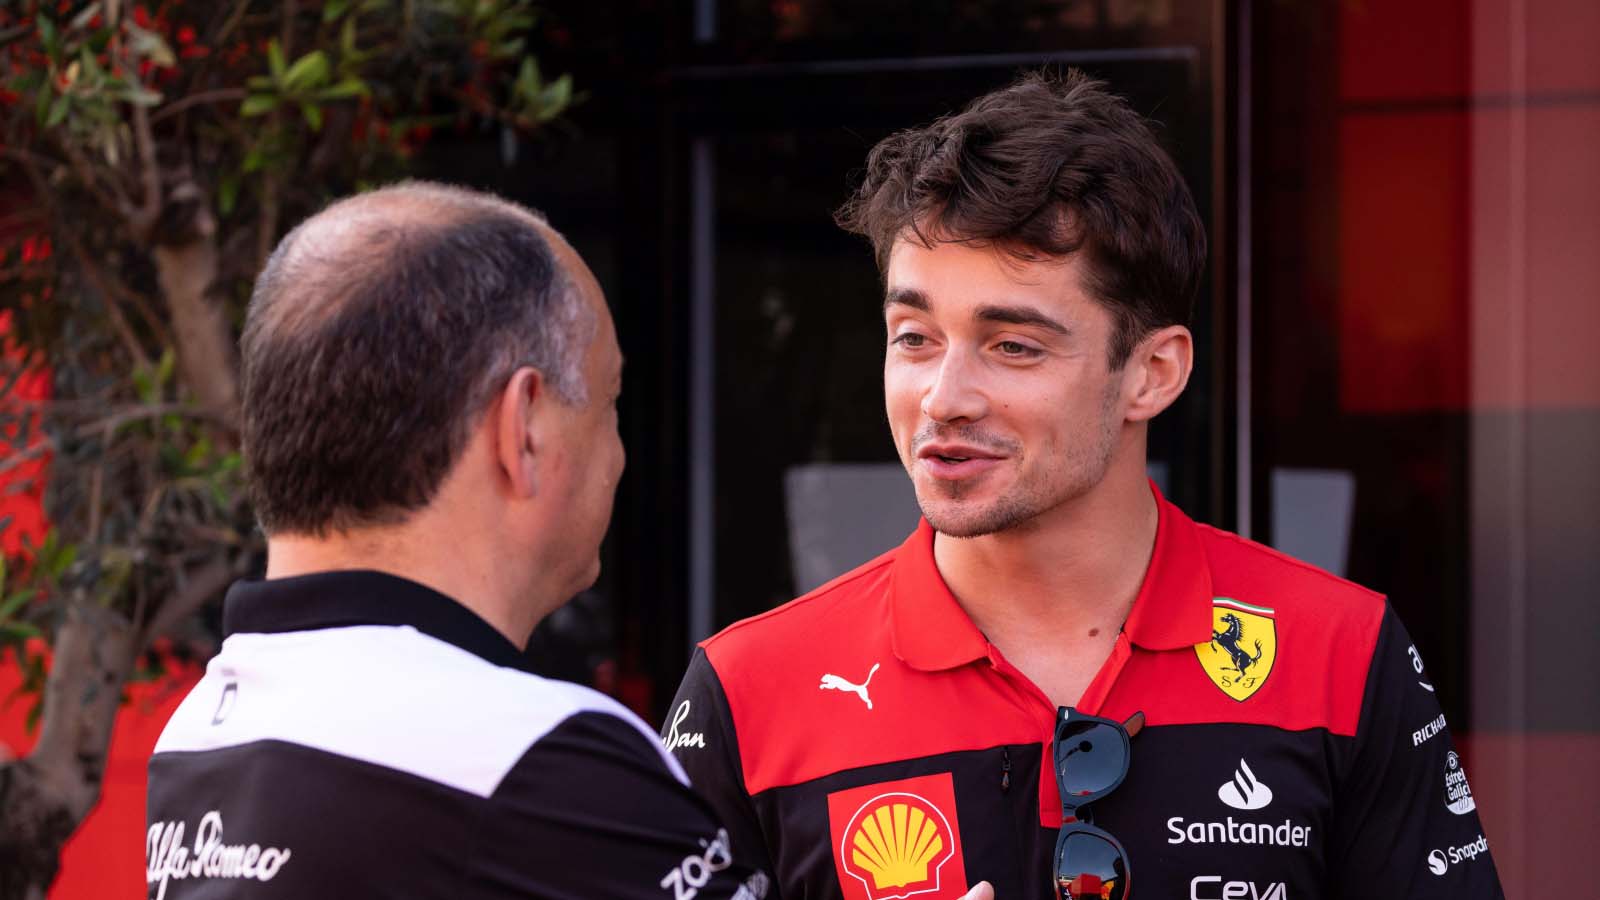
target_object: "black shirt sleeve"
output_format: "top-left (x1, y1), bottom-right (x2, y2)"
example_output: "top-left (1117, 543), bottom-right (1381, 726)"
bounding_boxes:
top-left (1329, 603), bottom-right (1504, 899)
top-left (474, 710), bottom-right (772, 900)
top-left (662, 648), bottom-right (779, 898)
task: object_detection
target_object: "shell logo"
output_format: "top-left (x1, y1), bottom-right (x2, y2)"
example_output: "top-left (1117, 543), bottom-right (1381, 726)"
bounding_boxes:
top-left (842, 793), bottom-right (955, 893)
top-left (827, 774), bottom-right (966, 900)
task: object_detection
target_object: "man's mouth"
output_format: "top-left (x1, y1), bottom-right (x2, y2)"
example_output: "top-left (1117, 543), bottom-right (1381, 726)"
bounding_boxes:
top-left (915, 443), bottom-right (1006, 479)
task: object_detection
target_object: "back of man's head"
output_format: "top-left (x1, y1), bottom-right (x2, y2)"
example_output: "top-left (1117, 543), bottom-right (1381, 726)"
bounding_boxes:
top-left (240, 181), bottom-right (594, 537)
top-left (836, 69), bottom-right (1206, 369)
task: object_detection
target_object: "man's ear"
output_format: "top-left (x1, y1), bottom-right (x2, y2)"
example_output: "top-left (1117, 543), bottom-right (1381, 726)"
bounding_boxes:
top-left (494, 367), bottom-right (544, 498)
top-left (1123, 324), bottom-right (1193, 423)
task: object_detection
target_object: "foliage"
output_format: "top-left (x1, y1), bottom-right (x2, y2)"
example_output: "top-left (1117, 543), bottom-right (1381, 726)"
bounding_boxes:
top-left (0, 0), bottom-right (573, 733)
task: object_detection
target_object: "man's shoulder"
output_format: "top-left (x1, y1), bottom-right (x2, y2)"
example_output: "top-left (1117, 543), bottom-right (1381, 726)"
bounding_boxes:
top-left (701, 545), bottom-right (898, 668)
top-left (153, 624), bottom-right (674, 797)
top-left (1193, 520), bottom-right (1386, 619)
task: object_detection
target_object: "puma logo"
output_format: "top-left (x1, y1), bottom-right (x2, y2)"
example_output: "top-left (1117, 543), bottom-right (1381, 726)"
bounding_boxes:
top-left (819, 663), bottom-right (881, 710)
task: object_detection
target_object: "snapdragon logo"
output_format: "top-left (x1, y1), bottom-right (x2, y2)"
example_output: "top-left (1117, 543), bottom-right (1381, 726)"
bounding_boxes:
top-left (1426, 834), bottom-right (1489, 875)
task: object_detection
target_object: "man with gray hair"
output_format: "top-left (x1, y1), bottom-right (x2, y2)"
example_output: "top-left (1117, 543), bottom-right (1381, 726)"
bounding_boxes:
top-left (144, 182), bottom-right (771, 898)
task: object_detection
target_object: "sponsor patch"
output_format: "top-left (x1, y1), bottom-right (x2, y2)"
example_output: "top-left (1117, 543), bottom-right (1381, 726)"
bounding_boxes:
top-left (147, 811), bottom-right (292, 900)
top-left (826, 773), bottom-right (967, 900)
top-left (662, 700), bottom-right (707, 752)
top-left (1189, 876), bottom-right (1287, 900)
top-left (1195, 598), bottom-right (1278, 702)
top-left (1408, 644), bottom-right (1435, 692)
top-left (820, 662), bottom-right (882, 710)
top-left (1428, 833), bottom-right (1490, 875)
top-left (1412, 713), bottom-right (1447, 747)
top-left (659, 828), bottom-right (742, 900)
top-left (1444, 751), bottom-right (1476, 814)
top-left (1217, 758), bottom-right (1273, 811)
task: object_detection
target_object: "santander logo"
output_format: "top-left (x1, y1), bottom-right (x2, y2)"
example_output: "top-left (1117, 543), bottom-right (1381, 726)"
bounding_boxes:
top-left (1218, 759), bottom-right (1273, 811)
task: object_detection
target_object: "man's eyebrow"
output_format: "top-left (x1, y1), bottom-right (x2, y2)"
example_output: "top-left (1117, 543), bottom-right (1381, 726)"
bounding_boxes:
top-left (975, 304), bottom-right (1072, 336)
top-left (883, 287), bottom-right (930, 312)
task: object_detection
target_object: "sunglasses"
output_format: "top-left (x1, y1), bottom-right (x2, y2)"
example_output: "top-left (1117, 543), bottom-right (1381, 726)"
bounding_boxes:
top-left (1052, 707), bottom-right (1144, 900)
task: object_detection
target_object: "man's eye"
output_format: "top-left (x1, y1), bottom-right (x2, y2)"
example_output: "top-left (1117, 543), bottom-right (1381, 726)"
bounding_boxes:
top-left (891, 333), bottom-right (927, 348)
top-left (996, 340), bottom-right (1036, 356)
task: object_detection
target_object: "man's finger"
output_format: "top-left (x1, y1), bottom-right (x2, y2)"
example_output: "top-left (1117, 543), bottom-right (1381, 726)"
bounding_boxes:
top-left (960, 881), bottom-right (995, 900)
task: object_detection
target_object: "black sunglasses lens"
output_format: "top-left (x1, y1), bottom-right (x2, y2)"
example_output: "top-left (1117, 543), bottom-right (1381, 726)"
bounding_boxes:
top-left (1054, 830), bottom-right (1128, 900)
top-left (1055, 721), bottom-right (1127, 799)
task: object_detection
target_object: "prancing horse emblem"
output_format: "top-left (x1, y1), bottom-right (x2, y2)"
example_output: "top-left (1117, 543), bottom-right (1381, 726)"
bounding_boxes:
top-left (820, 663), bottom-right (880, 710)
top-left (1213, 613), bottom-right (1264, 677)
top-left (1195, 599), bottom-right (1278, 702)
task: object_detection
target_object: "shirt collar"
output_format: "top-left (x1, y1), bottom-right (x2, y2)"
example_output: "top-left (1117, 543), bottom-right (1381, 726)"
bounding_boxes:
top-left (888, 481), bottom-right (1215, 670)
top-left (222, 569), bottom-right (531, 671)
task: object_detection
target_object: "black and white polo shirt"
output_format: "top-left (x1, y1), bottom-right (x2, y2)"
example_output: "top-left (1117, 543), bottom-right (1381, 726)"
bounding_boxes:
top-left (147, 570), bottom-right (769, 900)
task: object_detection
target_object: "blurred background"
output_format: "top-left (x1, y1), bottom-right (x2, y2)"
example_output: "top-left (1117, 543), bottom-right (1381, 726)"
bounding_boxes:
top-left (0, 1), bottom-right (1594, 897)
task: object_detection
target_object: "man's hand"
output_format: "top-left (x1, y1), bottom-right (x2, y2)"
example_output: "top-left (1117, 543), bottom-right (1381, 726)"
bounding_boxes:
top-left (961, 881), bottom-right (995, 900)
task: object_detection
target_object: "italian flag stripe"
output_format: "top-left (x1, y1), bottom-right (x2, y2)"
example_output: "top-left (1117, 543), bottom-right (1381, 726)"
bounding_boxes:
top-left (1214, 596), bottom-right (1275, 616)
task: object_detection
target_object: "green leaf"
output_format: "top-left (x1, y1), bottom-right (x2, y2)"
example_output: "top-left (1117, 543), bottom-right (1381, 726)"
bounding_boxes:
top-left (38, 18), bottom-right (59, 57)
top-left (267, 39), bottom-right (286, 82)
top-left (517, 57), bottom-right (542, 94)
top-left (80, 47), bottom-right (105, 83)
top-left (240, 94), bottom-right (278, 117)
top-left (33, 85), bottom-right (54, 128)
top-left (183, 439), bottom-right (210, 471)
top-left (131, 366), bottom-right (154, 404)
top-left (0, 555), bottom-right (7, 594)
top-left (317, 78), bottom-right (368, 101)
top-left (126, 24), bottom-right (175, 68)
top-left (282, 51), bottom-right (330, 93)
top-left (45, 543), bottom-right (77, 581)
top-left (0, 590), bottom-right (36, 624)
top-left (45, 95), bottom-right (70, 129)
top-left (340, 17), bottom-right (358, 56)
top-left (218, 172), bottom-right (240, 216)
top-left (155, 347), bottom-right (175, 387)
top-left (323, 0), bottom-right (351, 21)
top-left (122, 85), bottom-right (163, 107)
top-left (300, 102), bottom-right (323, 131)
top-left (241, 144), bottom-right (267, 173)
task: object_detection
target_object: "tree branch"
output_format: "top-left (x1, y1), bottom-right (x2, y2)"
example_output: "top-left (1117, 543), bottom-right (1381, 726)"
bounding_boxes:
top-left (127, 104), bottom-right (162, 240)
top-left (60, 233), bottom-right (152, 371)
top-left (71, 402), bottom-right (233, 439)
top-left (138, 557), bottom-right (235, 648)
top-left (149, 89), bottom-right (247, 125)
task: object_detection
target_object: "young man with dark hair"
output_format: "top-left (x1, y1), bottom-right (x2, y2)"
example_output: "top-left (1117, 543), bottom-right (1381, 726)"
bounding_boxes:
top-left (144, 183), bottom-right (772, 899)
top-left (666, 72), bottom-right (1504, 900)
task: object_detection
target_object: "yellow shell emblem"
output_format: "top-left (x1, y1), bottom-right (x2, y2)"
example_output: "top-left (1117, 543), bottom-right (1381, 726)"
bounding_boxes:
top-left (841, 793), bottom-right (956, 894)
top-left (1194, 597), bottom-right (1277, 701)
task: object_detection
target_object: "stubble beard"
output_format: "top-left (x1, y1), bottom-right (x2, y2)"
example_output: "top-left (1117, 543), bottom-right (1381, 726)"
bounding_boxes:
top-left (914, 385), bottom-right (1122, 539)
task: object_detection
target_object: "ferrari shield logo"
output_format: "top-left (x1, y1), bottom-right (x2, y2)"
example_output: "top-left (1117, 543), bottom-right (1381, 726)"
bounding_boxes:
top-left (1195, 598), bottom-right (1277, 701)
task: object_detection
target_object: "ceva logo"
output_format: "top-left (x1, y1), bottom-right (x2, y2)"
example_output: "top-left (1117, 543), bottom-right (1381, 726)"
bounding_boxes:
top-left (1218, 759), bottom-right (1273, 811)
top-left (1189, 876), bottom-right (1286, 900)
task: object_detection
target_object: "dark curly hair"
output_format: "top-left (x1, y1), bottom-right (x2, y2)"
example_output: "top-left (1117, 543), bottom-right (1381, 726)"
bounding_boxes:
top-left (836, 70), bottom-right (1206, 369)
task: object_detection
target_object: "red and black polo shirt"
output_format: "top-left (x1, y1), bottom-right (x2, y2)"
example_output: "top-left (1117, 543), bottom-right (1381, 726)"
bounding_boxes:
top-left (666, 486), bottom-right (1504, 900)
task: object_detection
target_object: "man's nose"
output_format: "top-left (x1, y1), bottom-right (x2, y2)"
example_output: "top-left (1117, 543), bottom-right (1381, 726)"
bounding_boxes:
top-left (920, 350), bottom-right (988, 424)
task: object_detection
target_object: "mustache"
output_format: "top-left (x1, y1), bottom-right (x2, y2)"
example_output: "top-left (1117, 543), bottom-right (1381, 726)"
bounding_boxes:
top-left (910, 424), bottom-right (1021, 456)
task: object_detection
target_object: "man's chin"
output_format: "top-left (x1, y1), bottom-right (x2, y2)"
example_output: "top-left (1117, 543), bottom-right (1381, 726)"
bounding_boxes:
top-left (918, 498), bottom-right (1036, 539)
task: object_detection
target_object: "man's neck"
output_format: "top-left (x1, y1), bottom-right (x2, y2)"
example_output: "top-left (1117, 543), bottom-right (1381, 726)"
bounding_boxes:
top-left (265, 514), bottom-right (547, 650)
top-left (933, 463), bottom-right (1160, 647)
